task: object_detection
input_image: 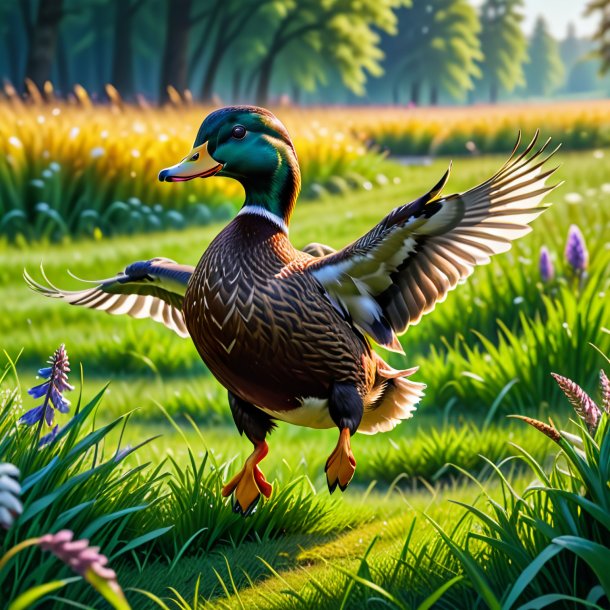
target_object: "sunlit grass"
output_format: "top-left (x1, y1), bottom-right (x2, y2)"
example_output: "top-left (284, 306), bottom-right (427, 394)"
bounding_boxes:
top-left (2, 150), bottom-right (608, 422)
top-left (0, 95), bottom-right (395, 241)
top-left (3, 96), bottom-right (610, 241)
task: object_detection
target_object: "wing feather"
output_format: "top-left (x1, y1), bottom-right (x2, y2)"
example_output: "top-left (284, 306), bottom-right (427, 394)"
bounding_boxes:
top-left (25, 257), bottom-right (194, 338)
top-left (285, 133), bottom-right (560, 347)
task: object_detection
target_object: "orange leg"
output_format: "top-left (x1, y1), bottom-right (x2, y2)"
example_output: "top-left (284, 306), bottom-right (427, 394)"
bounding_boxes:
top-left (325, 428), bottom-right (357, 493)
top-left (222, 440), bottom-right (272, 516)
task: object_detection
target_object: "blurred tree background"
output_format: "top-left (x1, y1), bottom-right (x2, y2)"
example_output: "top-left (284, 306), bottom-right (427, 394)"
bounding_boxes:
top-left (0, 0), bottom-right (607, 105)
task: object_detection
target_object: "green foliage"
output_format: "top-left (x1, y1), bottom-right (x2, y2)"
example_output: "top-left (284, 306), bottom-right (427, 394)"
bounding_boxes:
top-left (251, 0), bottom-right (407, 104)
top-left (208, 365), bottom-right (610, 609)
top-left (1, 149), bottom-right (608, 427)
top-left (435, 365), bottom-right (610, 608)
top-left (365, 421), bottom-right (550, 485)
top-left (0, 353), bottom-right (372, 607)
top-left (393, 0), bottom-right (482, 103)
top-left (0, 361), bottom-right (168, 608)
top-left (419, 255), bottom-right (610, 415)
top-left (0, 99), bottom-right (393, 242)
top-left (478, 0), bottom-right (528, 102)
top-left (586, 0), bottom-right (610, 74)
top-left (525, 17), bottom-right (566, 96)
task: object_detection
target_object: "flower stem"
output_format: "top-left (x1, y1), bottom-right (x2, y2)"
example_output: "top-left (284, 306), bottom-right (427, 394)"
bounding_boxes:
top-left (0, 538), bottom-right (40, 572)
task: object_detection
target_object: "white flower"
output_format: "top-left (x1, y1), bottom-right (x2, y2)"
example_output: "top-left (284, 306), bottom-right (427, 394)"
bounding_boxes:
top-left (90, 147), bottom-right (105, 159)
top-left (564, 192), bottom-right (583, 204)
top-left (8, 136), bottom-right (22, 148)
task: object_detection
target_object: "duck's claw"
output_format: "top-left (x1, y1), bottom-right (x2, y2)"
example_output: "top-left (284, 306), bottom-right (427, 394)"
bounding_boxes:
top-left (325, 428), bottom-right (356, 493)
top-left (222, 442), bottom-right (272, 516)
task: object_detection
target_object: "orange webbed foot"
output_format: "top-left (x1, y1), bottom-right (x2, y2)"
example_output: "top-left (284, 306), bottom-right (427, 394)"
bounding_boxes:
top-left (325, 428), bottom-right (356, 493)
top-left (222, 441), bottom-right (272, 516)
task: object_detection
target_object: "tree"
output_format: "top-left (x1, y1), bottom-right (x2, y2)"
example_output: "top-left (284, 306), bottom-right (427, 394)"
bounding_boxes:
top-left (110, 0), bottom-right (146, 99)
top-left (561, 22), bottom-right (599, 95)
top-left (393, 0), bottom-right (482, 105)
top-left (586, 0), bottom-right (610, 73)
top-left (251, 0), bottom-right (404, 106)
top-left (24, 0), bottom-right (64, 91)
top-left (524, 16), bottom-right (565, 97)
top-left (159, 0), bottom-right (192, 104)
top-left (190, 0), bottom-right (273, 103)
top-left (478, 0), bottom-right (527, 103)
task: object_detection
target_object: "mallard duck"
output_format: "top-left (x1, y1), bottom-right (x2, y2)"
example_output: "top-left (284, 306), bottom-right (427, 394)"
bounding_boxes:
top-left (26, 106), bottom-right (559, 515)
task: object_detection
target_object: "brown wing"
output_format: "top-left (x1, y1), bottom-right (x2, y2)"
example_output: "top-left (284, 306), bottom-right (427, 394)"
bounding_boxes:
top-left (24, 258), bottom-right (193, 338)
top-left (283, 133), bottom-right (560, 352)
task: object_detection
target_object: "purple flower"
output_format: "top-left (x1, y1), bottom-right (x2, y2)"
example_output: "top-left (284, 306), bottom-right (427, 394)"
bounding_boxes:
top-left (539, 246), bottom-right (554, 282)
top-left (20, 344), bottom-right (74, 432)
top-left (565, 225), bottom-right (589, 273)
top-left (39, 425), bottom-right (60, 447)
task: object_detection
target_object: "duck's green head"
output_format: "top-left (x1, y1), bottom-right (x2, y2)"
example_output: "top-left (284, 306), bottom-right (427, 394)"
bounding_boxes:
top-left (159, 106), bottom-right (300, 229)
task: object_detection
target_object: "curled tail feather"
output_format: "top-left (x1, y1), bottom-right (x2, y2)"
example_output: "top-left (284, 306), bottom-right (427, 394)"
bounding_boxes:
top-left (359, 357), bottom-right (425, 435)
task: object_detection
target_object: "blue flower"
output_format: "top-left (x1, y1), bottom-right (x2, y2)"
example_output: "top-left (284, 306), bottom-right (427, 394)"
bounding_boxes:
top-left (19, 344), bottom-right (74, 436)
top-left (39, 425), bottom-right (60, 447)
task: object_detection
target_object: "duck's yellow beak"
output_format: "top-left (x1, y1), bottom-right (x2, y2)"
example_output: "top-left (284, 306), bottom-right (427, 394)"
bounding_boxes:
top-left (158, 142), bottom-right (223, 182)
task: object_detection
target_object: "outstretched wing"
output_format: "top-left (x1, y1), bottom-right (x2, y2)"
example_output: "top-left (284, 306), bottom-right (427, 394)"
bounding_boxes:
top-left (25, 257), bottom-right (194, 338)
top-left (283, 133), bottom-right (560, 353)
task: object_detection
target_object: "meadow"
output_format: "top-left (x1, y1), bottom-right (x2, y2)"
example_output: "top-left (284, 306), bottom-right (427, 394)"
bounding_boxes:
top-left (0, 98), bottom-right (609, 608)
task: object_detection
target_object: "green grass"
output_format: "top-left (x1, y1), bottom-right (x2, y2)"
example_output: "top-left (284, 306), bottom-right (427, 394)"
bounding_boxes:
top-left (1, 149), bottom-right (608, 422)
top-left (1, 147), bottom-right (608, 608)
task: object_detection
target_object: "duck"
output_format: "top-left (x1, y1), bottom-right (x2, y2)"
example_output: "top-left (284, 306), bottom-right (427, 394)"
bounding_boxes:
top-left (26, 106), bottom-right (559, 516)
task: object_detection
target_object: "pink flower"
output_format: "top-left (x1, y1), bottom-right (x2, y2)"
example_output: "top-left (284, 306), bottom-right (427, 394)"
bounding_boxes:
top-left (552, 372), bottom-right (601, 433)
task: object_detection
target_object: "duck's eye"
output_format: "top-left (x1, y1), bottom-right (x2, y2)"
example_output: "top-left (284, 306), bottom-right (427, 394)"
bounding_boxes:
top-left (190, 152), bottom-right (200, 161)
top-left (231, 125), bottom-right (246, 139)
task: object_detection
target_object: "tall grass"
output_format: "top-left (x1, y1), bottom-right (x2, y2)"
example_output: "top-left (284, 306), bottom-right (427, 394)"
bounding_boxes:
top-left (0, 349), bottom-right (370, 607)
top-left (3, 93), bottom-right (610, 241)
top-left (0, 91), bottom-right (394, 241)
top-left (0, 356), bottom-right (169, 607)
top-left (205, 364), bottom-right (610, 610)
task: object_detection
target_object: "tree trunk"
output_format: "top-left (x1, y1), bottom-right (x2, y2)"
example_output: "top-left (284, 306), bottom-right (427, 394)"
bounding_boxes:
top-left (24, 0), bottom-right (64, 92)
top-left (392, 81), bottom-right (400, 105)
top-left (255, 54), bottom-right (275, 106)
top-left (111, 0), bottom-right (134, 98)
top-left (159, 0), bottom-right (192, 104)
top-left (200, 37), bottom-right (227, 102)
top-left (232, 66), bottom-right (242, 102)
top-left (6, 8), bottom-right (24, 85)
top-left (56, 31), bottom-right (70, 95)
top-left (291, 84), bottom-right (301, 105)
top-left (91, 5), bottom-right (107, 94)
top-left (489, 80), bottom-right (498, 104)
top-left (410, 81), bottom-right (420, 105)
top-left (430, 84), bottom-right (438, 106)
